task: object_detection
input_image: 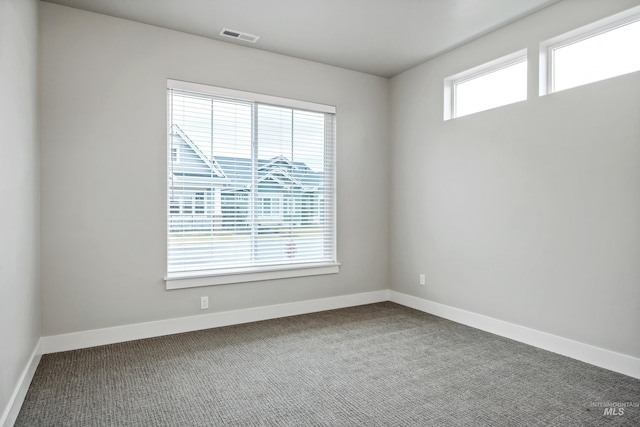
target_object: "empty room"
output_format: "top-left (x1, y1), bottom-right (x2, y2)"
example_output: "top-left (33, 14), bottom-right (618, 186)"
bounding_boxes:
top-left (2, 0), bottom-right (639, 425)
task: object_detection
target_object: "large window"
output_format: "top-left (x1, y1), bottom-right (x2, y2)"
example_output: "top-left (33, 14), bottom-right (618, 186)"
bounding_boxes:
top-left (540, 6), bottom-right (640, 95)
top-left (166, 80), bottom-right (338, 288)
top-left (444, 49), bottom-right (527, 120)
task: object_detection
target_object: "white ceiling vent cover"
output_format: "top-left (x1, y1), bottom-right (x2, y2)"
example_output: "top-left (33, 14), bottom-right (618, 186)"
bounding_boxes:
top-left (219, 28), bottom-right (260, 43)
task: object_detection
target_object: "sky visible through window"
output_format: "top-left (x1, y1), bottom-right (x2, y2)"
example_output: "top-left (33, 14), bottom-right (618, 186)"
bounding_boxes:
top-left (553, 19), bottom-right (640, 92)
top-left (171, 93), bottom-right (326, 171)
top-left (454, 60), bottom-right (527, 118)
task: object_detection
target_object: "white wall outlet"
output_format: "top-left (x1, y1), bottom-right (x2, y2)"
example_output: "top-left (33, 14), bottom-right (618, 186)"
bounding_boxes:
top-left (419, 274), bottom-right (426, 286)
top-left (200, 296), bottom-right (209, 310)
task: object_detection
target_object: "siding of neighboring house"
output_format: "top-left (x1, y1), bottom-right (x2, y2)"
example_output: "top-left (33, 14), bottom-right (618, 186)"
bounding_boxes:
top-left (170, 131), bottom-right (225, 231)
top-left (170, 129), bottom-right (323, 232)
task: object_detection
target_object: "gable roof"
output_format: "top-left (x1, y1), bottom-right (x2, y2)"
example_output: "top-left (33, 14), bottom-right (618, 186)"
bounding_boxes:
top-left (171, 125), bottom-right (226, 179)
top-left (216, 156), bottom-right (322, 192)
top-left (171, 127), bottom-right (323, 192)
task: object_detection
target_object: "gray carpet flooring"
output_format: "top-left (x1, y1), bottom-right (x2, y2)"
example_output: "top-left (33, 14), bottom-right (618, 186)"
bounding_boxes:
top-left (16, 302), bottom-right (640, 426)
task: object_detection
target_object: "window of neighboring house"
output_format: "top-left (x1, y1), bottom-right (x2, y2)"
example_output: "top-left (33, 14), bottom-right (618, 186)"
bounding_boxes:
top-left (260, 197), bottom-right (272, 216)
top-left (194, 192), bottom-right (205, 214)
top-left (540, 6), bottom-right (640, 95)
top-left (284, 198), bottom-right (294, 217)
top-left (166, 80), bottom-right (338, 288)
top-left (169, 197), bottom-right (179, 215)
top-left (444, 49), bottom-right (527, 120)
top-left (182, 193), bottom-right (193, 215)
top-left (259, 194), bottom-right (283, 218)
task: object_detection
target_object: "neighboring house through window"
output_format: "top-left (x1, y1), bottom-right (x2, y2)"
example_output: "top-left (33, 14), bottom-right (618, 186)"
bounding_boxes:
top-left (166, 80), bottom-right (339, 288)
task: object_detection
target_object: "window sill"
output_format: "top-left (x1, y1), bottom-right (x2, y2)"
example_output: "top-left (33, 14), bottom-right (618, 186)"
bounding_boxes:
top-left (165, 262), bottom-right (340, 290)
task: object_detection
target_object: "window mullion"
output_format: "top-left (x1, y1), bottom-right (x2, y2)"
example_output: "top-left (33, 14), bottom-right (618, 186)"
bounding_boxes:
top-left (250, 103), bottom-right (259, 264)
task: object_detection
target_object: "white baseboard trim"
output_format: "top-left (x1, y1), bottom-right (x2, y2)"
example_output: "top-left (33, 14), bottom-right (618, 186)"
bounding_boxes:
top-left (35, 289), bottom-right (640, 381)
top-left (41, 290), bottom-right (390, 354)
top-left (389, 291), bottom-right (640, 379)
top-left (1, 340), bottom-right (42, 427)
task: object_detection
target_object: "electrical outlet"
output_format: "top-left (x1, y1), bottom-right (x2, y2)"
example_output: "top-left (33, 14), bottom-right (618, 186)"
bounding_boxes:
top-left (419, 274), bottom-right (426, 286)
top-left (200, 296), bottom-right (209, 310)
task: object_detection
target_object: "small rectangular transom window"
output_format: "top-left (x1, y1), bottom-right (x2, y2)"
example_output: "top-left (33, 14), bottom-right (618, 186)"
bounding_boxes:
top-left (444, 49), bottom-right (527, 120)
top-left (540, 5), bottom-right (640, 95)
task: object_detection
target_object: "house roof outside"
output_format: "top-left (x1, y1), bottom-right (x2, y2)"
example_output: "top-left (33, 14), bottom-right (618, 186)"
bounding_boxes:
top-left (171, 127), bottom-right (323, 192)
top-left (172, 125), bottom-right (227, 179)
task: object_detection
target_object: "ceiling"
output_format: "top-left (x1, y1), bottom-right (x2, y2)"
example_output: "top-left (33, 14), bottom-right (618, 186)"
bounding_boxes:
top-left (42, 0), bottom-right (559, 77)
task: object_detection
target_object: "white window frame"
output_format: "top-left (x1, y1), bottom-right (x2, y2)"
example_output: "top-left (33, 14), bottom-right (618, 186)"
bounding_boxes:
top-left (539, 5), bottom-right (640, 96)
top-left (444, 49), bottom-right (527, 121)
top-left (165, 80), bottom-right (339, 289)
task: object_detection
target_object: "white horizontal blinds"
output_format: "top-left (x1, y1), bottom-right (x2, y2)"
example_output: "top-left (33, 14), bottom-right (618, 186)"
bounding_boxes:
top-left (167, 84), bottom-right (336, 274)
top-left (255, 105), bottom-right (335, 265)
top-left (322, 112), bottom-right (336, 263)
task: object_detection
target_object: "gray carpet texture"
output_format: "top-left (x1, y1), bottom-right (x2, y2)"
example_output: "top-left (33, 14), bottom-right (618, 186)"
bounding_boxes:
top-left (16, 302), bottom-right (640, 426)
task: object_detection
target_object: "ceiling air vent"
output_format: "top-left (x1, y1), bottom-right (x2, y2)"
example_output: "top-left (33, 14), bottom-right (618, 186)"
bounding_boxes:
top-left (220, 28), bottom-right (260, 43)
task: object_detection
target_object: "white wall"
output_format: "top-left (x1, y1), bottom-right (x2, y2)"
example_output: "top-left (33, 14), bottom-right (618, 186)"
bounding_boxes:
top-left (39, 3), bottom-right (390, 335)
top-left (0, 0), bottom-right (40, 420)
top-left (390, 0), bottom-right (640, 358)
